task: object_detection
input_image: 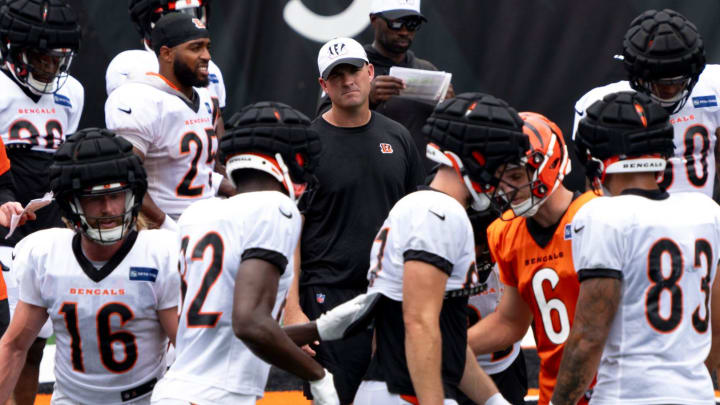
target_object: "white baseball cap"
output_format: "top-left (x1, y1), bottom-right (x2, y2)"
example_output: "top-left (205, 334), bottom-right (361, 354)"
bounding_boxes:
top-left (370, 0), bottom-right (426, 21)
top-left (317, 37), bottom-right (369, 80)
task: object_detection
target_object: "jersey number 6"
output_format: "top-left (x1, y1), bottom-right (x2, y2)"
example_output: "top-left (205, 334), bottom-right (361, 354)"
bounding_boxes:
top-left (532, 268), bottom-right (571, 345)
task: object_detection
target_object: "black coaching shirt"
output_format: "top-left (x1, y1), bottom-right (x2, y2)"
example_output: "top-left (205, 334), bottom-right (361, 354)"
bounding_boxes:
top-left (299, 112), bottom-right (424, 289)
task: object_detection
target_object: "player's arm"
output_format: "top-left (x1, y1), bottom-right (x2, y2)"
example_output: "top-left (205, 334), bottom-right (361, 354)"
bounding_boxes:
top-left (158, 306), bottom-right (178, 346)
top-left (467, 284), bottom-right (533, 354)
top-left (551, 276), bottom-right (621, 405)
top-left (403, 259), bottom-right (448, 404)
top-left (282, 215), bottom-right (317, 355)
top-left (0, 301), bottom-right (48, 403)
top-left (458, 344), bottom-right (509, 404)
top-left (128, 147), bottom-right (172, 229)
top-left (704, 262), bottom-right (720, 373)
top-left (232, 257), bottom-right (325, 381)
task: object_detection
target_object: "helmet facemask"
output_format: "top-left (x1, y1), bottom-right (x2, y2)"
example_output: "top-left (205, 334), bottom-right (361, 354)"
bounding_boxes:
top-left (4, 46), bottom-right (75, 94)
top-left (68, 183), bottom-right (139, 246)
top-left (637, 75), bottom-right (695, 114)
top-left (490, 113), bottom-right (569, 219)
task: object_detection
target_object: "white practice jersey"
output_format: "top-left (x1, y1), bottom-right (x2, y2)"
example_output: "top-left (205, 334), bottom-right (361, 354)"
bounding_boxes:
top-left (158, 191), bottom-right (300, 402)
top-left (106, 49), bottom-right (226, 108)
top-left (467, 264), bottom-right (520, 375)
top-left (17, 228), bottom-right (180, 404)
top-left (105, 73), bottom-right (220, 217)
top-left (571, 190), bottom-right (720, 405)
top-left (0, 70), bottom-right (84, 152)
top-left (573, 65), bottom-right (720, 197)
top-left (367, 189), bottom-right (479, 299)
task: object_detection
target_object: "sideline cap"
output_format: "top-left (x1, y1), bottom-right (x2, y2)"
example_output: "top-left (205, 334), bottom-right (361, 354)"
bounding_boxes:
top-left (370, 0), bottom-right (426, 21)
top-left (151, 12), bottom-right (209, 53)
top-left (317, 37), bottom-right (368, 80)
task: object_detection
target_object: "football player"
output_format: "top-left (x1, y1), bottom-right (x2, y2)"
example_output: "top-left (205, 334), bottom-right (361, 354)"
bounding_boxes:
top-left (106, 0), bottom-right (225, 111)
top-left (106, 12), bottom-right (228, 231)
top-left (462, 209), bottom-right (527, 405)
top-left (0, 0), bottom-right (83, 402)
top-left (152, 101), bottom-right (364, 405)
top-left (355, 93), bottom-right (523, 405)
top-left (468, 112), bottom-right (596, 405)
top-left (552, 91), bottom-right (720, 404)
top-left (0, 128), bottom-right (180, 404)
top-left (572, 9), bottom-right (719, 198)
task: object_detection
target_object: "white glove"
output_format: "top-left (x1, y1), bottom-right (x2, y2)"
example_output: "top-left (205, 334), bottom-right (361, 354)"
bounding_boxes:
top-left (159, 214), bottom-right (179, 233)
top-left (309, 369), bottom-right (340, 405)
top-left (316, 292), bottom-right (380, 341)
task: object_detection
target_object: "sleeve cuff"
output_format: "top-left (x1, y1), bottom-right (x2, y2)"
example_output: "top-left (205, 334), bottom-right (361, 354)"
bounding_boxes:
top-left (578, 268), bottom-right (623, 282)
top-left (403, 249), bottom-right (453, 276)
top-left (117, 133), bottom-right (149, 156)
top-left (242, 248), bottom-right (288, 275)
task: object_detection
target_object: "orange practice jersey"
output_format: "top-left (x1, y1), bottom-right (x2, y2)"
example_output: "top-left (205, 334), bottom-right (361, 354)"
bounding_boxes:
top-left (0, 270), bottom-right (6, 301)
top-left (487, 192), bottom-right (596, 405)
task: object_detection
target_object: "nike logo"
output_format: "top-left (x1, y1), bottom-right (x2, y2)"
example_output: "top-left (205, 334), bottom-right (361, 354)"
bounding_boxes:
top-left (279, 206), bottom-right (293, 219)
top-left (429, 209), bottom-right (445, 221)
top-left (118, 107), bottom-right (132, 114)
top-left (574, 225), bottom-right (585, 233)
top-left (575, 109), bottom-right (584, 117)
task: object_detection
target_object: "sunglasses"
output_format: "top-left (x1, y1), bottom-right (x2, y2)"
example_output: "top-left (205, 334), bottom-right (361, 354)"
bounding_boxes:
top-left (381, 16), bottom-right (423, 32)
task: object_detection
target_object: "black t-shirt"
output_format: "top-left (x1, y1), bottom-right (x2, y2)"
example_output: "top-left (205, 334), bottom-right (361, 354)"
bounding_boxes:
top-left (316, 45), bottom-right (444, 174)
top-left (299, 112), bottom-right (424, 289)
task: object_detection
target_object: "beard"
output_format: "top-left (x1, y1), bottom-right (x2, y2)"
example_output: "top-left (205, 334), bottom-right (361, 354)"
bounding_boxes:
top-left (173, 58), bottom-right (209, 88)
top-left (378, 32), bottom-right (412, 54)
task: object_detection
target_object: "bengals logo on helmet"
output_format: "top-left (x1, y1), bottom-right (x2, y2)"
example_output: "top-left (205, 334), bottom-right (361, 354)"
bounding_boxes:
top-left (379, 143), bottom-right (394, 154)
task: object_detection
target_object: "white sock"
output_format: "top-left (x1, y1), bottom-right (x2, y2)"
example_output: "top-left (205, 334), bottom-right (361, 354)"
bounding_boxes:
top-left (485, 392), bottom-right (511, 405)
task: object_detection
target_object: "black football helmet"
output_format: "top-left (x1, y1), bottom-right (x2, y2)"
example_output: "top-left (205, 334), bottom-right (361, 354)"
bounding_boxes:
top-left (623, 9), bottom-right (705, 114)
top-left (423, 92), bottom-right (529, 211)
top-left (219, 101), bottom-right (322, 203)
top-left (576, 91), bottom-right (674, 191)
top-left (129, 0), bottom-right (211, 43)
top-left (0, 0), bottom-right (81, 94)
top-left (50, 128), bottom-right (147, 245)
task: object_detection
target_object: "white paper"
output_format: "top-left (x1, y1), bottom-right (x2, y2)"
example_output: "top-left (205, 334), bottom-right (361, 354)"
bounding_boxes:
top-left (5, 192), bottom-right (54, 239)
top-left (389, 66), bottom-right (452, 103)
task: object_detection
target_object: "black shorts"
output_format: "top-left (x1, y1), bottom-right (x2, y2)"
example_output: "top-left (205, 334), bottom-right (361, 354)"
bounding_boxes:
top-left (300, 285), bottom-right (373, 405)
top-left (0, 298), bottom-right (9, 339)
top-left (456, 350), bottom-right (528, 405)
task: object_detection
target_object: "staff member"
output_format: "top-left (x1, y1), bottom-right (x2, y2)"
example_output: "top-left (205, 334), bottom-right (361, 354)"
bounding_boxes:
top-left (316, 0), bottom-right (454, 172)
top-left (284, 37), bottom-right (424, 405)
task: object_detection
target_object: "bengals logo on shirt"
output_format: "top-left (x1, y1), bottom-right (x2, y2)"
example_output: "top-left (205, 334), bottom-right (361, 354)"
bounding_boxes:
top-left (379, 143), bottom-right (393, 154)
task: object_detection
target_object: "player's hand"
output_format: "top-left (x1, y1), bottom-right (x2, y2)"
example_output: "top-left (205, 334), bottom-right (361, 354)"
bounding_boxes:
top-left (370, 75), bottom-right (405, 104)
top-left (316, 293), bottom-right (380, 341)
top-left (309, 369), bottom-right (340, 405)
top-left (283, 306), bottom-right (318, 356)
top-left (445, 83), bottom-right (456, 100)
top-left (0, 201), bottom-right (34, 227)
